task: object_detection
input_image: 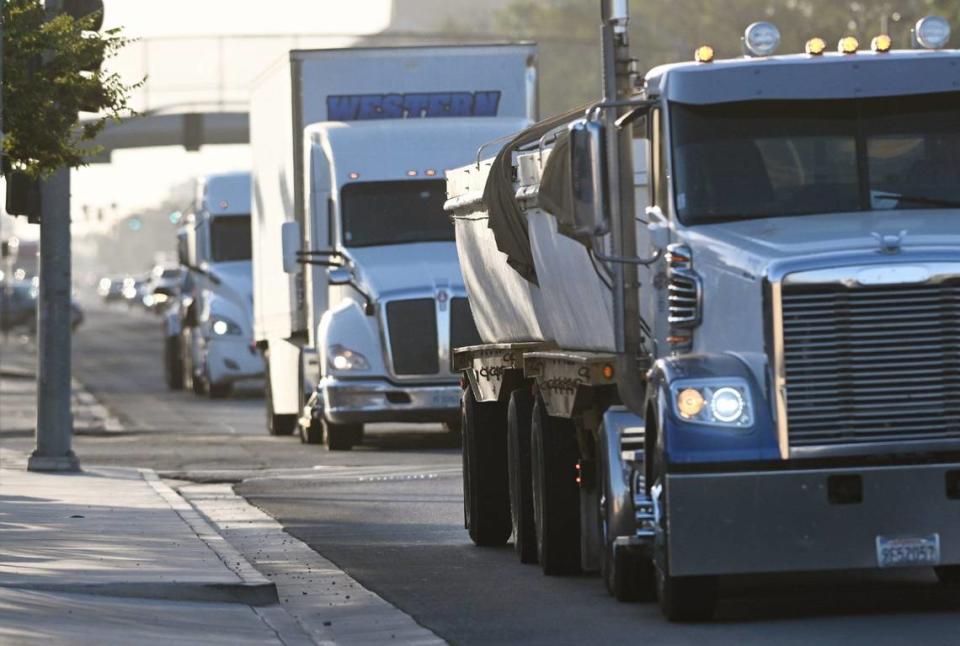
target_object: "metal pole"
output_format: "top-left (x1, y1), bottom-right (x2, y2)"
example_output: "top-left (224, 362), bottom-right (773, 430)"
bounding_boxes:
top-left (28, 0), bottom-right (79, 472)
top-left (601, 0), bottom-right (646, 412)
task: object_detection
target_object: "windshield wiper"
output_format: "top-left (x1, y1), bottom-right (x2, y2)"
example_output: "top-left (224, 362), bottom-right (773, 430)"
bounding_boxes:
top-left (872, 192), bottom-right (960, 209)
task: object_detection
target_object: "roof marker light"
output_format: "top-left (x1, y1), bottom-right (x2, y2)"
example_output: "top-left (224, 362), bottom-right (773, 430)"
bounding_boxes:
top-left (425, 169), bottom-right (437, 177)
top-left (805, 37), bottom-right (827, 56)
top-left (743, 21), bottom-right (781, 57)
top-left (348, 172), bottom-right (360, 180)
top-left (694, 45), bottom-right (715, 63)
top-left (838, 36), bottom-right (860, 54)
top-left (406, 169), bottom-right (418, 177)
top-left (871, 34), bottom-right (892, 53)
top-left (915, 16), bottom-right (951, 50)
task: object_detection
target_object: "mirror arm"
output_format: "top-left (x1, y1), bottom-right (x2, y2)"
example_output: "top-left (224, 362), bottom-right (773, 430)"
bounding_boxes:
top-left (347, 280), bottom-right (375, 316)
top-left (298, 259), bottom-right (341, 268)
top-left (297, 249), bottom-right (343, 258)
top-left (592, 248), bottom-right (663, 266)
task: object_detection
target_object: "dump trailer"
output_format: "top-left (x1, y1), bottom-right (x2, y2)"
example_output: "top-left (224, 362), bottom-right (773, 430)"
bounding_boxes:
top-left (251, 44), bottom-right (537, 448)
top-left (449, 6), bottom-right (960, 622)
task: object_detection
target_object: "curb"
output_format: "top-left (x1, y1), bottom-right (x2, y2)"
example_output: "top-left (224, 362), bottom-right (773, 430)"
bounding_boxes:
top-left (141, 469), bottom-right (280, 607)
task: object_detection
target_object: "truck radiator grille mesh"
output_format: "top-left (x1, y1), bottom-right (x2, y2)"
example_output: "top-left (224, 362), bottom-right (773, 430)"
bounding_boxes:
top-left (781, 279), bottom-right (960, 447)
top-left (450, 298), bottom-right (482, 353)
top-left (386, 299), bottom-right (439, 375)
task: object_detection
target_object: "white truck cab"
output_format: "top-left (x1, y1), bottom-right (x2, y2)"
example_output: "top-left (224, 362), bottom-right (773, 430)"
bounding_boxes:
top-left (251, 44), bottom-right (538, 449)
top-left (178, 172), bottom-right (263, 398)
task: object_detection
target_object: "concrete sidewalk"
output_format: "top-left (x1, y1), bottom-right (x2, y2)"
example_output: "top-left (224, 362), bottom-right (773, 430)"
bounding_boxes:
top-left (0, 450), bottom-right (310, 645)
top-left (0, 336), bottom-right (309, 645)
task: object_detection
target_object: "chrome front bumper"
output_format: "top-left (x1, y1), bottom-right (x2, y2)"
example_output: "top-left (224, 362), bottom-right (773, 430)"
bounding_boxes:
top-left (665, 462), bottom-right (960, 577)
top-left (320, 377), bottom-right (462, 425)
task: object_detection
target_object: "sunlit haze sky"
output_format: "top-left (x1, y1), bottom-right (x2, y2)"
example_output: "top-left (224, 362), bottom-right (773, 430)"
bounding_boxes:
top-left (65, 0), bottom-right (393, 231)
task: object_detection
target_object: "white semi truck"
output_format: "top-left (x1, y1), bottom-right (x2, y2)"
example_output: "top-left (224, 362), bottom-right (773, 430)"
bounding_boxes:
top-left (251, 45), bottom-right (537, 449)
top-left (166, 172), bottom-right (262, 398)
top-left (449, 4), bottom-right (960, 622)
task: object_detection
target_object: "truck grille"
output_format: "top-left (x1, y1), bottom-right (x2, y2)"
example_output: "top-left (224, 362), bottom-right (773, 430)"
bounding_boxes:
top-left (386, 299), bottom-right (439, 375)
top-left (781, 279), bottom-right (960, 447)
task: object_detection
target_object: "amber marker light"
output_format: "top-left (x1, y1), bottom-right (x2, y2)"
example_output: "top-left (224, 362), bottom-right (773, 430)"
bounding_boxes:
top-left (838, 36), bottom-right (860, 54)
top-left (602, 364), bottom-right (615, 380)
top-left (872, 34), bottom-right (892, 52)
top-left (348, 171), bottom-right (360, 180)
top-left (695, 45), bottom-right (715, 63)
top-left (805, 37), bottom-right (827, 55)
top-left (677, 388), bottom-right (706, 419)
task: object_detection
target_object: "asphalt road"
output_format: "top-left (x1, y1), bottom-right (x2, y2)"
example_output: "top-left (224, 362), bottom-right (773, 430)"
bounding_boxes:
top-left (5, 303), bottom-right (958, 645)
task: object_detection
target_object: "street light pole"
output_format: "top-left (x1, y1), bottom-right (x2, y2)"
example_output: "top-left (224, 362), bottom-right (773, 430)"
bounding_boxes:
top-left (28, 0), bottom-right (79, 472)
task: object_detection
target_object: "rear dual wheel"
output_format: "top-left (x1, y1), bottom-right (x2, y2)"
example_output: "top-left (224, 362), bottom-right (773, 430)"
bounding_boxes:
top-left (530, 396), bottom-right (581, 576)
top-left (507, 387), bottom-right (537, 564)
top-left (461, 387), bottom-right (512, 546)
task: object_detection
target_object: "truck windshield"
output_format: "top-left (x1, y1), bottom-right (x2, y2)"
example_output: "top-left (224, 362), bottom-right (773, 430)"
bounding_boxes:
top-left (671, 92), bottom-right (960, 224)
top-left (209, 215), bottom-right (252, 262)
top-left (340, 180), bottom-right (451, 247)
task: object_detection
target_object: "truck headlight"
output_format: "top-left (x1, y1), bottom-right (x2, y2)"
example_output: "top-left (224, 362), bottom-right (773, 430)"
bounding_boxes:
top-left (329, 343), bottom-right (370, 371)
top-left (211, 317), bottom-right (242, 336)
top-left (671, 379), bottom-right (753, 428)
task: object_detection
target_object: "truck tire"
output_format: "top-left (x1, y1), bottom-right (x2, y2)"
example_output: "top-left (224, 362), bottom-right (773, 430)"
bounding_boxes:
top-left (935, 566), bottom-right (960, 585)
top-left (507, 387), bottom-right (537, 564)
top-left (651, 443), bottom-right (718, 622)
top-left (164, 335), bottom-right (183, 391)
top-left (325, 421), bottom-right (362, 451)
top-left (301, 417), bottom-right (324, 444)
top-left (461, 387), bottom-right (512, 547)
top-left (531, 396), bottom-right (581, 575)
top-left (207, 380), bottom-right (232, 399)
top-left (265, 355), bottom-right (296, 436)
top-left (598, 432), bottom-right (655, 601)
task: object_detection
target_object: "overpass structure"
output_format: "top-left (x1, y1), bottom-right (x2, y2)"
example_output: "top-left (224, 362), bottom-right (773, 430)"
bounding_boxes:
top-left (86, 0), bottom-right (512, 161)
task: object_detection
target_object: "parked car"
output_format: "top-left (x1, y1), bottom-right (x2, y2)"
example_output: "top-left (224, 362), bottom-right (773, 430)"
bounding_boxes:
top-left (1, 279), bottom-right (83, 333)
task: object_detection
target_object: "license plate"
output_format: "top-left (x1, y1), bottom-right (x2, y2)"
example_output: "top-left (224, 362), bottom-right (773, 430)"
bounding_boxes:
top-left (876, 534), bottom-right (941, 568)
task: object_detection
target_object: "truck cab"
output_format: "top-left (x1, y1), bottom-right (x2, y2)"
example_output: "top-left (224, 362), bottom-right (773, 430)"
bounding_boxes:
top-left (178, 172), bottom-right (263, 398)
top-left (289, 118), bottom-right (529, 449)
top-left (449, 16), bottom-right (960, 622)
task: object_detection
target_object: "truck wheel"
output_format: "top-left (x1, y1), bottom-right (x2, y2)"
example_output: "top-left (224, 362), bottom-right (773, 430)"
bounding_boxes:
top-left (461, 387), bottom-right (511, 547)
top-left (935, 566), bottom-right (960, 585)
top-left (207, 381), bottom-right (232, 399)
top-left (531, 396), bottom-right (581, 575)
top-left (164, 335), bottom-right (183, 391)
top-left (300, 417), bottom-right (324, 445)
top-left (325, 421), bottom-right (362, 451)
top-left (507, 387), bottom-right (537, 564)
top-left (265, 356), bottom-right (296, 436)
top-left (598, 433), bottom-right (655, 601)
top-left (652, 447), bottom-right (718, 621)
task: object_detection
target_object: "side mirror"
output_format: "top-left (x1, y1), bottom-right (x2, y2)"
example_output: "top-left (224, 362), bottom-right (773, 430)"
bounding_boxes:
top-left (328, 266), bottom-right (352, 286)
top-left (281, 221), bottom-right (301, 274)
top-left (569, 120), bottom-right (609, 242)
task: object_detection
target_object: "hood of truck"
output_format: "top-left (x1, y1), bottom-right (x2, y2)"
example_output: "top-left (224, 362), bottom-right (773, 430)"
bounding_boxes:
top-left (346, 242), bottom-right (463, 299)
top-left (203, 261), bottom-right (254, 332)
top-left (683, 208), bottom-right (960, 278)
